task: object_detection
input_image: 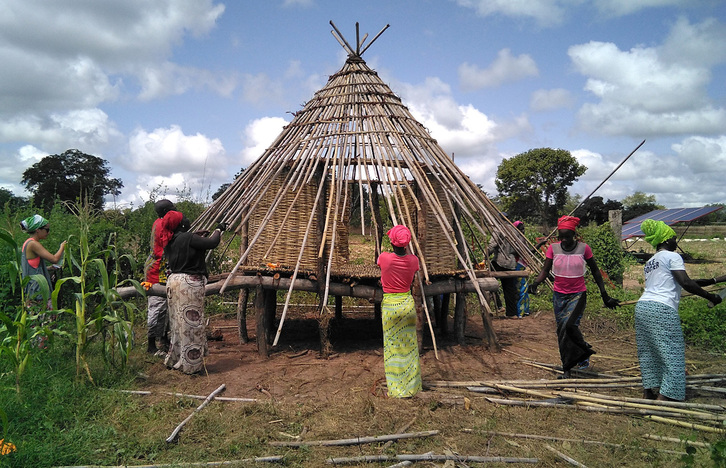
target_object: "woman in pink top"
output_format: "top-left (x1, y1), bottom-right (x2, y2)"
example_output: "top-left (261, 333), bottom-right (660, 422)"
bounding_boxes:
top-left (530, 216), bottom-right (618, 378)
top-left (376, 225), bottom-right (421, 397)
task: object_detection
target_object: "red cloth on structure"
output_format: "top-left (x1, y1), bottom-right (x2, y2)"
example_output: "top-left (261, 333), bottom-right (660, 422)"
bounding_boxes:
top-left (387, 225), bottom-right (412, 247)
top-left (557, 215), bottom-right (580, 232)
top-left (377, 252), bottom-right (420, 293)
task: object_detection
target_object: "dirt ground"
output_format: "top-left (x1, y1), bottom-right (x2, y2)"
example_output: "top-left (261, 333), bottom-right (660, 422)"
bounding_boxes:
top-left (139, 304), bottom-right (630, 402)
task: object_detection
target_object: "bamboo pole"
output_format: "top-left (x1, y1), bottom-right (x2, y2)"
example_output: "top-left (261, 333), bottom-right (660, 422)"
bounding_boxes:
top-left (269, 430), bottom-right (439, 447)
top-left (642, 434), bottom-right (710, 448)
top-left (544, 444), bottom-right (588, 468)
top-left (325, 454), bottom-right (539, 464)
top-left (644, 415), bottom-right (726, 433)
top-left (55, 456), bottom-right (285, 467)
top-left (556, 392), bottom-right (723, 420)
top-left (472, 430), bottom-right (685, 455)
top-left (166, 384), bottom-right (226, 443)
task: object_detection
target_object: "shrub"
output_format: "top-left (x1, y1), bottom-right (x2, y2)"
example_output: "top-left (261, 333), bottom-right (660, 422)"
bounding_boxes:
top-left (580, 223), bottom-right (628, 285)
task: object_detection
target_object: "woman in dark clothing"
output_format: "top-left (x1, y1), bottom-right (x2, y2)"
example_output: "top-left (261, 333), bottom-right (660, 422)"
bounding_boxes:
top-left (161, 211), bottom-right (223, 374)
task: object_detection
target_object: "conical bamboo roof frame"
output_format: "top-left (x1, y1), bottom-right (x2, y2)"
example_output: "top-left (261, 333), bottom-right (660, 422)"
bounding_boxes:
top-left (193, 22), bottom-right (544, 346)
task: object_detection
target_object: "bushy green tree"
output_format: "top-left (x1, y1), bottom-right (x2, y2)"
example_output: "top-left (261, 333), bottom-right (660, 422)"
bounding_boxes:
top-left (495, 148), bottom-right (586, 229)
top-left (21, 149), bottom-right (123, 212)
top-left (621, 191), bottom-right (664, 221)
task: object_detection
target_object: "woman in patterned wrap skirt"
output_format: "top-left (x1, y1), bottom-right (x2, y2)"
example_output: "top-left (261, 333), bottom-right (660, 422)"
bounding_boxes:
top-left (161, 211), bottom-right (224, 375)
top-left (635, 219), bottom-right (722, 401)
top-left (377, 225), bottom-right (421, 398)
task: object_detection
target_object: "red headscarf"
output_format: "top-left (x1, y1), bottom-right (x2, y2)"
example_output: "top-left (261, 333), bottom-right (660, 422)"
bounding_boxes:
top-left (159, 210), bottom-right (184, 249)
top-left (387, 225), bottom-right (412, 247)
top-left (557, 215), bottom-right (580, 232)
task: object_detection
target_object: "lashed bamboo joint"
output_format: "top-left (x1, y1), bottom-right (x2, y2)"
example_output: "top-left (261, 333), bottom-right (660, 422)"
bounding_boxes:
top-left (188, 22), bottom-right (543, 356)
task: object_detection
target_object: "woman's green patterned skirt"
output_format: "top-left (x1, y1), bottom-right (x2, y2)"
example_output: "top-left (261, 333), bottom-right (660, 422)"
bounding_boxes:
top-left (381, 292), bottom-right (422, 398)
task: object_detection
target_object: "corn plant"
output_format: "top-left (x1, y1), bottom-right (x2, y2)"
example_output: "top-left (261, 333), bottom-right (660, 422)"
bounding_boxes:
top-left (0, 230), bottom-right (58, 394)
top-left (53, 201), bottom-right (143, 381)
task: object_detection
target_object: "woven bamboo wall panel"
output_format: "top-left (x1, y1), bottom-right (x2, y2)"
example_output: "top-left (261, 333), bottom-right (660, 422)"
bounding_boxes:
top-left (421, 174), bottom-right (457, 273)
top-left (246, 172), bottom-right (351, 270)
top-left (247, 172), bottom-right (319, 270)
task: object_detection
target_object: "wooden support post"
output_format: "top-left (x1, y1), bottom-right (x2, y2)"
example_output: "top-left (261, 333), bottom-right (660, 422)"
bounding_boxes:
top-left (453, 202), bottom-right (467, 343)
top-left (237, 215), bottom-right (250, 343)
top-left (237, 288), bottom-right (249, 343)
top-left (316, 166), bottom-right (333, 357)
top-left (480, 296), bottom-right (501, 350)
top-left (254, 285), bottom-right (268, 357)
top-left (264, 289), bottom-right (276, 345)
top-left (454, 292), bottom-right (467, 343)
top-left (433, 294), bottom-right (442, 329)
top-left (439, 294), bottom-right (450, 336)
top-left (335, 295), bottom-right (343, 319)
top-left (412, 272), bottom-right (424, 351)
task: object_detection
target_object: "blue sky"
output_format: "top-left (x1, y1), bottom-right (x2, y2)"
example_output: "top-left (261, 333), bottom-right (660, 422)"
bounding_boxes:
top-left (1, 0), bottom-right (725, 209)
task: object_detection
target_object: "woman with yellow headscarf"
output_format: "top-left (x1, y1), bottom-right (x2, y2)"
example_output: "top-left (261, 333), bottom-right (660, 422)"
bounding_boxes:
top-left (635, 219), bottom-right (722, 401)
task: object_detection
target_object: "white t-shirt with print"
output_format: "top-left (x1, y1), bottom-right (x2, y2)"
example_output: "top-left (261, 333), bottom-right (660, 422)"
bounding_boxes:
top-left (639, 250), bottom-right (685, 310)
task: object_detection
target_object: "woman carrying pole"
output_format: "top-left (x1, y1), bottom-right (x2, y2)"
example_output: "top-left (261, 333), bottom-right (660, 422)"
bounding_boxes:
top-left (530, 216), bottom-right (619, 378)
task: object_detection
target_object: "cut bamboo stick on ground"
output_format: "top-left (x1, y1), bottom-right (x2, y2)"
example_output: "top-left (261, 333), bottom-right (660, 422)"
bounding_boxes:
top-left (55, 456), bottom-right (285, 467)
top-left (545, 444), bottom-right (588, 467)
top-left (570, 389), bottom-right (726, 412)
top-left (485, 397), bottom-right (700, 419)
top-left (467, 430), bottom-right (685, 455)
top-left (325, 454), bottom-right (539, 464)
top-left (643, 434), bottom-right (711, 448)
top-left (556, 392), bottom-right (725, 420)
top-left (644, 415), bottom-right (726, 433)
top-left (269, 430), bottom-right (439, 447)
top-left (166, 384), bottom-right (226, 443)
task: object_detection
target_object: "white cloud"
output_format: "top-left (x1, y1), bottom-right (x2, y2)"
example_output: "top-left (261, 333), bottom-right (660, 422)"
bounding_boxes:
top-left (0, 145), bottom-right (48, 195)
top-left (459, 49), bottom-right (539, 90)
top-left (137, 62), bottom-right (237, 101)
top-left (240, 117), bottom-right (288, 167)
top-left (569, 18), bottom-right (726, 136)
top-left (530, 88), bottom-right (575, 111)
top-left (0, 0), bottom-right (227, 115)
top-left (672, 135), bottom-right (726, 174)
top-left (453, 0), bottom-right (569, 26)
top-left (118, 125), bottom-right (227, 205)
top-left (569, 137), bottom-right (726, 207)
top-left (0, 109), bottom-right (121, 150)
top-left (392, 77), bottom-right (531, 194)
top-left (593, 0), bottom-right (694, 18)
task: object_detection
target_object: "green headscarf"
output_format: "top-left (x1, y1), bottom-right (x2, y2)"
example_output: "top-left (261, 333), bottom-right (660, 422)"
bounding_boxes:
top-left (641, 219), bottom-right (676, 248)
top-left (21, 214), bottom-right (49, 233)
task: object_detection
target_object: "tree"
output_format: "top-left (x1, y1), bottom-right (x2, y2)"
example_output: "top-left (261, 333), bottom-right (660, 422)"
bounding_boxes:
top-left (21, 149), bottom-right (123, 211)
top-left (621, 191), bottom-right (664, 221)
top-left (0, 188), bottom-right (28, 210)
top-left (495, 148), bottom-right (586, 229)
top-left (573, 196), bottom-right (623, 226)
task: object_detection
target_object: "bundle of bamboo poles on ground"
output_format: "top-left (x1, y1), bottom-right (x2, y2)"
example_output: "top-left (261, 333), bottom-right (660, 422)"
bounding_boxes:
top-left (426, 373), bottom-right (726, 433)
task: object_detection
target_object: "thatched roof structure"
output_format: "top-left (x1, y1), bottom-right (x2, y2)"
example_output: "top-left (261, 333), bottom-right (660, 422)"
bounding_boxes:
top-left (193, 23), bottom-right (543, 351)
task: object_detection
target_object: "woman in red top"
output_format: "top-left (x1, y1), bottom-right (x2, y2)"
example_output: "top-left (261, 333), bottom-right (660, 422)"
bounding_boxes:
top-left (530, 216), bottom-right (618, 378)
top-left (376, 225), bottom-right (421, 397)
